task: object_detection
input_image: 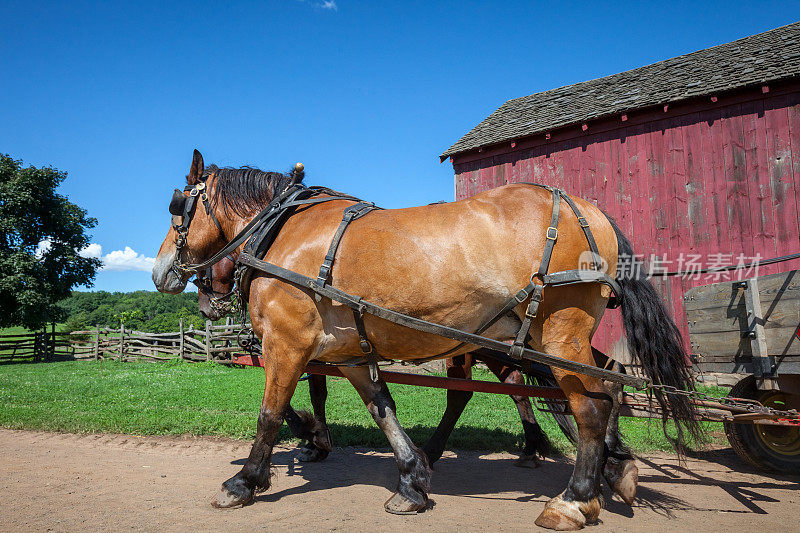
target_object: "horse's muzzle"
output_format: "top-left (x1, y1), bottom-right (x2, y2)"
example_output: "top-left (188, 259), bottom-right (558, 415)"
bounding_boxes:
top-left (152, 254), bottom-right (187, 294)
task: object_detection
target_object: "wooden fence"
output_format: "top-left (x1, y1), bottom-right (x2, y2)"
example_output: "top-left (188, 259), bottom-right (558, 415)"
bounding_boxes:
top-left (0, 330), bottom-right (75, 363)
top-left (69, 318), bottom-right (255, 363)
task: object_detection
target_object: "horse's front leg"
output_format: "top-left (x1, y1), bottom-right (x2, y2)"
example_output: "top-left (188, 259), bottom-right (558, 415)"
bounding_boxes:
top-left (340, 366), bottom-right (432, 514)
top-left (211, 340), bottom-right (308, 508)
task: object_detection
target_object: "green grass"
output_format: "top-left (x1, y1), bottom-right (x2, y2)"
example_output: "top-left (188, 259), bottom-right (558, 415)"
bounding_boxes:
top-left (0, 360), bottom-right (727, 453)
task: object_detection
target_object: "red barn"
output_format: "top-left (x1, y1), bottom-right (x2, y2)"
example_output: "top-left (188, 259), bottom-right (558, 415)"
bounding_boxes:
top-left (441, 23), bottom-right (800, 361)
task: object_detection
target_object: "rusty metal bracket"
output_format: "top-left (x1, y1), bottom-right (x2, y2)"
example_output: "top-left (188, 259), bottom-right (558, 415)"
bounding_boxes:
top-left (737, 279), bottom-right (777, 387)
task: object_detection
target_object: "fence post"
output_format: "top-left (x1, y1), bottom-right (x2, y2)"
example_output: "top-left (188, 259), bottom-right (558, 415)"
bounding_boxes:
top-left (225, 316), bottom-right (233, 349)
top-left (118, 322), bottom-right (124, 361)
top-left (94, 325), bottom-right (100, 360)
top-left (205, 320), bottom-right (212, 361)
top-left (49, 322), bottom-right (55, 361)
top-left (179, 318), bottom-right (185, 360)
top-left (33, 331), bottom-right (41, 363)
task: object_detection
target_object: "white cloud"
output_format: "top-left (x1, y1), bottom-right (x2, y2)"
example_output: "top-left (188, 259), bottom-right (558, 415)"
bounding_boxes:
top-left (79, 243), bottom-right (102, 259)
top-left (35, 239), bottom-right (52, 258)
top-left (297, 0), bottom-right (338, 10)
top-left (98, 246), bottom-right (156, 272)
top-left (35, 241), bottom-right (155, 272)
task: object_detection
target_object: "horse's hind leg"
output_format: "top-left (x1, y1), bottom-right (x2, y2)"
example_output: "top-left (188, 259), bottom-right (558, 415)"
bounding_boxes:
top-left (422, 353), bottom-right (473, 465)
top-left (591, 348), bottom-right (638, 506)
top-left (535, 342), bottom-right (611, 530)
top-left (601, 381), bottom-right (637, 505)
top-left (481, 357), bottom-right (551, 465)
top-left (296, 374), bottom-right (333, 462)
top-left (341, 366), bottom-right (432, 514)
top-left (211, 342), bottom-right (308, 508)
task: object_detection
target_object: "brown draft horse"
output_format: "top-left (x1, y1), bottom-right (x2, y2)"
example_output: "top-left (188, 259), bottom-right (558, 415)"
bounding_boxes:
top-left (154, 151), bottom-right (698, 530)
top-left (195, 255), bottom-right (560, 465)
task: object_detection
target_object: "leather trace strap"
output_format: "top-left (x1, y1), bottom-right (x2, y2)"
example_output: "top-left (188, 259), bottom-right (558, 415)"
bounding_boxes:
top-left (351, 297), bottom-right (380, 382)
top-left (236, 252), bottom-right (645, 388)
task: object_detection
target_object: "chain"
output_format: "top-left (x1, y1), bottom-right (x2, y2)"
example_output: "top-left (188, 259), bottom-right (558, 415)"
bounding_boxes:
top-left (645, 382), bottom-right (799, 419)
top-left (229, 265), bottom-right (260, 355)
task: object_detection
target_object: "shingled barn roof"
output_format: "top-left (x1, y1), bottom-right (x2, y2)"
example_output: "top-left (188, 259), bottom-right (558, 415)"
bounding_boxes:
top-left (441, 22), bottom-right (800, 159)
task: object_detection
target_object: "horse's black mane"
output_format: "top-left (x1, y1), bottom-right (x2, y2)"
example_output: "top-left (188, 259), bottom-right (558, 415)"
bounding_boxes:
top-left (205, 164), bottom-right (303, 217)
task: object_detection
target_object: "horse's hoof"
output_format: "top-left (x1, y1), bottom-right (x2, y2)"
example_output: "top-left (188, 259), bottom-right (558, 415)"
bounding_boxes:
top-left (535, 492), bottom-right (602, 531)
top-left (534, 497), bottom-right (585, 531)
top-left (514, 453), bottom-right (541, 468)
top-left (211, 486), bottom-right (253, 509)
top-left (610, 460), bottom-right (638, 506)
top-left (297, 444), bottom-right (328, 462)
top-left (384, 491), bottom-right (426, 515)
top-left (313, 427), bottom-right (333, 452)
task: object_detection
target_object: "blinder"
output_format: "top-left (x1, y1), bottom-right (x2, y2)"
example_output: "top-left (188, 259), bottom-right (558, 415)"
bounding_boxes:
top-left (169, 189), bottom-right (188, 216)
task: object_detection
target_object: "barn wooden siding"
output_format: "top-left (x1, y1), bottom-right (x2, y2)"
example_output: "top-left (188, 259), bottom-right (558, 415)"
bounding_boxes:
top-left (451, 83), bottom-right (800, 358)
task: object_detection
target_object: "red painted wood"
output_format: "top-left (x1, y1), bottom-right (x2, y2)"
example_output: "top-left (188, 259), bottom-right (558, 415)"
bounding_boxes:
top-left (701, 106), bottom-right (734, 259)
top-left (742, 99), bottom-right (778, 275)
top-left (721, 104), bottom-right (754, 260)
top-left (786, 93), bottom-right (800, 272)
top-left (230, 356), bottom-right (568, 399)
top-left (669, 117), bottom-right (693, 343)
top-left (767, 94), bottom-right (800, 273)
top-left (580, 137), bottom-right (598, 204)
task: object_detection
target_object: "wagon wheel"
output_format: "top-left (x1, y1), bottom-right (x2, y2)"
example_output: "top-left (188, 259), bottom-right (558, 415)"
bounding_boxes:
top-left (723, 375), bottom-right (800, 474)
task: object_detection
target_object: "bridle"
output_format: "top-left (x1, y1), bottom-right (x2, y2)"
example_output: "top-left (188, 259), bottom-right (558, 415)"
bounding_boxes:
top-left (168, 174), bottom-right (225, 278)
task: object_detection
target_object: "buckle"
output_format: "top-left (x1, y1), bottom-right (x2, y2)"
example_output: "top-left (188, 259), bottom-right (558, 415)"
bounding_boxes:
top-left (577, 216), bottom-right (589, 228)
top-left (546, 226), bottom-right (558, 240)
top-left (359, 338), bottom-right (374, 355)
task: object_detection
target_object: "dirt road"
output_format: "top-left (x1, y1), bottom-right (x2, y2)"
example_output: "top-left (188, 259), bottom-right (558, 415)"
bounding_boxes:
top-left (0, 429), bottom-right (797, 532)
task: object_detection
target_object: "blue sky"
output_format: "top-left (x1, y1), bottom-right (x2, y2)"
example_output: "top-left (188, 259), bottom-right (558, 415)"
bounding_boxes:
top-left (1, 1), bottom-right (796, 292)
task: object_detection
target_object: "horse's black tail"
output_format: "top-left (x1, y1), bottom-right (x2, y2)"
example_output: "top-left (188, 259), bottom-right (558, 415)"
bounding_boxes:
top-left (606, 216), bottom-right (702, 452)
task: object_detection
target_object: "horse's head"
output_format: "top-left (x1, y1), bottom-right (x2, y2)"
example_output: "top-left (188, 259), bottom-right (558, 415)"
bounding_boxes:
top-left (152, 149), bottom-right (227, 294)
top-left (195, 255), bottom-right (236, 321)
top-left (153, 150), bottom-right (306, 295)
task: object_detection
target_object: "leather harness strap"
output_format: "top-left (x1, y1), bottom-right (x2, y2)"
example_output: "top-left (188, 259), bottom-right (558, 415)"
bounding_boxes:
top-left (313, 201), bottom-right (382, 380)
top-left (316, 202), bottom-right (380, 286)
top-left (236, 251), bottom-right (645, 388)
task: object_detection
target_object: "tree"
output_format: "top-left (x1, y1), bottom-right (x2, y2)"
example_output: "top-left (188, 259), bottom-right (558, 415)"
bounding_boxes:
top-left (0, 154), bottom-right (101, 330)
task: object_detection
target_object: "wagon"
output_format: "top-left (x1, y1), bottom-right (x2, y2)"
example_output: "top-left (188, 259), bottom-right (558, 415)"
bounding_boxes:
top-left (685, 269), bottom-right (800, 471)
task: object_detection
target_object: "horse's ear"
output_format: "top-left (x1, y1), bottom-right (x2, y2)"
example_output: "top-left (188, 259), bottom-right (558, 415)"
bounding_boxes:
top-left (188, 149), bottom-right (204, 185)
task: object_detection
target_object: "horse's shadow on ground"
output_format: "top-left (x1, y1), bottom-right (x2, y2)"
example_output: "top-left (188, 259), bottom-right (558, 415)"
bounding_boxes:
top-left (229, 426), bottom-right (799, 519)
